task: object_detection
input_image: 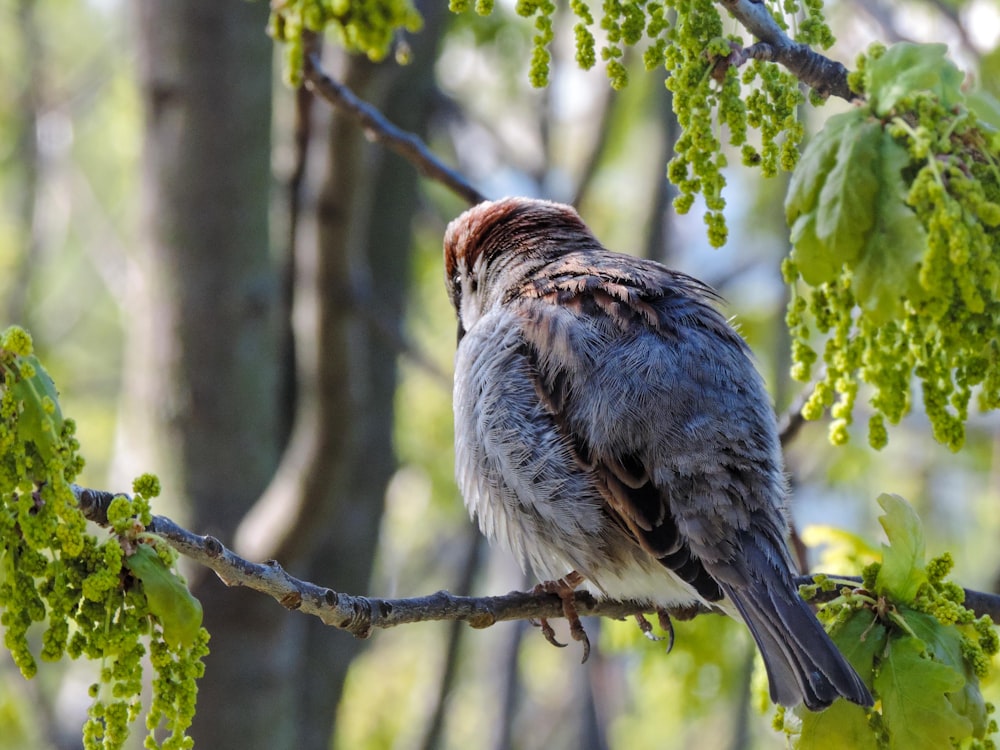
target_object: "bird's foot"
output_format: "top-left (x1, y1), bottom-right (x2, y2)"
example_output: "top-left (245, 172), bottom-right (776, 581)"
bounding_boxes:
top-left (530, 571), bottom-right (590, 663)
top-left (633, 607), bottom-right (675, 652)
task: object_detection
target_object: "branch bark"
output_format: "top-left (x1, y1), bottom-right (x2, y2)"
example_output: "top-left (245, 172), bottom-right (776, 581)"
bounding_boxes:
top-left (302, 53), bottom-right (487, 206)
top-left (75, 485), bottom-right (1000, 639)
top-left (716, 0), bottom-right (858, 101)
top-left (296, 4), bottom-right (861, 211)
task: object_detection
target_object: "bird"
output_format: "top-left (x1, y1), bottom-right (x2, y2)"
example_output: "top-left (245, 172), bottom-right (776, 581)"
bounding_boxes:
top-left (442, 196), bottom-right (873, 711)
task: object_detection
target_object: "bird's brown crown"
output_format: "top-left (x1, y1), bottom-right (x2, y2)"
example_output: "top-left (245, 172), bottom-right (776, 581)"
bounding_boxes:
top-left (443, 198), bottom-right (593, 293)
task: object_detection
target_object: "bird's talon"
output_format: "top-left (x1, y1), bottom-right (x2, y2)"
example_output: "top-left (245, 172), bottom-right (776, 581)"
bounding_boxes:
top-left (574, 628), bottom-right (592, 663)
top-left (656, 608), bottom-right (676, 653)
top-left (532, 573), bottom-right (590, 660)
top-left (537, 617), bottom-right (567, 648)
top-left (634, 613), bottom-right (663, 642)
top-left (567, 614), bottom-right (592, 663)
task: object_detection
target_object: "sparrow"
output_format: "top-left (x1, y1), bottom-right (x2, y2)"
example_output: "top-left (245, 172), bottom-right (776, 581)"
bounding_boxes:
top-left (443, 197), bottom-right (873, 711)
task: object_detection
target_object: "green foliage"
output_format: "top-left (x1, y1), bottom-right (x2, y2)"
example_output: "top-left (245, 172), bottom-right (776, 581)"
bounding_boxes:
top-left (604, 611), bottom-right (762, 748)
top-left (269, 0), bottom-right (424, 86)
top-left (0, 327), bottom-right (208, 750)
top-left (874, 491), bottom-right (927, 605)
top-left (123, 545), bottom-right (203, 651)
top-left (785, 494), bottom-right (998, 750)
top-left (785, 42), bottom-right (1000, 451)
top-left (446, 0), bottom-right (823, 247)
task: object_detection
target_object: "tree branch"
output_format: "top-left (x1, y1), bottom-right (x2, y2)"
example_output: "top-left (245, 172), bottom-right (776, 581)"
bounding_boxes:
top-left (74, 485), bottom-right (1000, 641)
top-left (778, 382), bottom-right (815, 447)
top-left (716, 0), bottom-right (858, 101)
top-left (302, 53), bottom-right (487, 206)
top-left (297, 6), bottom-right (859, 209)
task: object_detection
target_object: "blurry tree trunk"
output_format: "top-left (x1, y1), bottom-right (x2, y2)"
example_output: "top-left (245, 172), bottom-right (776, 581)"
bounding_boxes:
top-left (124, 0), bottom-right (292, 746)
top-left (5, 0), bottom-right (41, 326)
top-left (644, 80), bottom-right (679, 265)
top-left (279, 10), bottom-right (451, 745)
top-left (228, 3), bottom-right (448, 747)
top-left (123, 0), bottom-right (445, 744)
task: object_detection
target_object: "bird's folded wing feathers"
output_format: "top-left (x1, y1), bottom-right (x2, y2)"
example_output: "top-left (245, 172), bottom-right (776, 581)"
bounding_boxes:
top-left (513, 263), bottom-right (732, 603)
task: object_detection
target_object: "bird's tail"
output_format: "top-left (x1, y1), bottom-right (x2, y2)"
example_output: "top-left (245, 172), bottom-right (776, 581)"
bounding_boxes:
top-left (720, 550), bottom-right (873, 710)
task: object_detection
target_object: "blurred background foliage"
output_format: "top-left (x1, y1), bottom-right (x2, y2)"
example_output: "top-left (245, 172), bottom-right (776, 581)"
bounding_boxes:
top-left (1, 0), bottom-right (1000, 748)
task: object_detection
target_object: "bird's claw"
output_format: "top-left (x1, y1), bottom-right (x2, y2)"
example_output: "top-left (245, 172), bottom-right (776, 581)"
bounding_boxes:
top-left (531, 572), bottom-right (591, 663)
top-left (634, 613), bottom-right (663, 641)
top-left (632, 608), bottom-right (675, 653)
top-left (567, 613), bottom-right (591, 663)
top-left (656, 608), bottom-right (676, 653)
top-left (533, 617), bottom-right (567, 648)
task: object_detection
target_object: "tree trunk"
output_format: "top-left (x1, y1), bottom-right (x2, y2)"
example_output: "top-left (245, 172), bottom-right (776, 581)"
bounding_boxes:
top-left (294, 39), bottom-right (448, 744)
top-left (125, 0), bottom-right (291, 746)
top-left (241, 10), bottom-right (449, 743)
top-left (125, 0), bottom-right (448, 744)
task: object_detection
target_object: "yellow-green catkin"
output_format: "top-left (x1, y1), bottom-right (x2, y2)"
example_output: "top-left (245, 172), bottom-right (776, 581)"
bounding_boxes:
top-left (786, 44), bottom-right (1000, 450)
top-left (1, 330), bottom-right (208, 749)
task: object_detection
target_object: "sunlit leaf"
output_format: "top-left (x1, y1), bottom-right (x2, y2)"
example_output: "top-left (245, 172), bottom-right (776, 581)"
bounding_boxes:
top-left (798, 609), bottom-right (883, 749)
top-left (904, 609), bottom-right (989, 738)
top-left (10, 354), bottom-right (64, 457)
top-left (124, 544), bottom-right (203, 649)
top-left (875, 493), bottom-right (926, 605)
top-left (875, 636), bottom-right (971, 750)
top-left (866, 43), bottom-right (965, 117)
top-left (801, 524), bottom-right (881, 567)
top-left (798, 693), bottom-right (877, 750)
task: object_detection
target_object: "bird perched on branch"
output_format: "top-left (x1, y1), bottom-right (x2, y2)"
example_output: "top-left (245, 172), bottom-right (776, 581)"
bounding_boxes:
top-left (443, 197), bottom-right (873, 711)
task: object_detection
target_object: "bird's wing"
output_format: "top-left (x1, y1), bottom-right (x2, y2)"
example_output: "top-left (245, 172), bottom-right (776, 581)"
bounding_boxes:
top-left (511, 251), bottom-right (758, 603)
top-left (507, 249), bottom-right (873, 710)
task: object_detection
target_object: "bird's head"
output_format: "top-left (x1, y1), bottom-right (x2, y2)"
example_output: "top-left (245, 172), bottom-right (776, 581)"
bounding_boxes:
top-left (443, 197), bottom-right (595, 340)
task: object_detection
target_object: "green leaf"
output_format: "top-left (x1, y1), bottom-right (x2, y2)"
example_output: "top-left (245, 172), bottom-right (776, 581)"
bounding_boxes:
top-left (786, 110), bottom-right (886, 287)
top-left (798, 694), bottom-right (877, 750)
top-left (798, 610), bottom-right (884, 749)
top-left (814, 118), bottom-right (882, 263)
top-left (10, 354), bottom-right (64, 456)
top-left (875, 636), bottom-right (971, 750)
top-left (866, 43), bottom-right (965, 117)
top-left (966, 89), bottom-right (1000, 131)
top-left (904, 609), bottom-right (964, 671)
top-left (830, 609), bottom-right (887, 683)
top-left (904, 609), bottom-right (990, 738)
top-left (125, 544), bottom-right (203, 650)
top-left (786, 109), bottom-right (865, 222)
top-left (852, 131), bottom-right (927, 323)
top-left (795, 610), bottom-right (888, 750)
top-left (875, 493), bottom-right (926, 605)
top-left (789, 212), bottom-right (844, 286)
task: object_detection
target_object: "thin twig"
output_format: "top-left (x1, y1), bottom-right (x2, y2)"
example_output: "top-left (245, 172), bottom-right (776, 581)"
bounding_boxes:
top-left (716, 0), bottom-right (858, 101)
top-left (778, 384), bottom-right (814, 447)
top-left (76, 485), bottom-right (708, 637)
top-left (73, 485), bottom-right (1000, 638)
top-left (298, 6), bottom-right (856, 210)
top-left (302, 53), bottom-right (487, 206)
